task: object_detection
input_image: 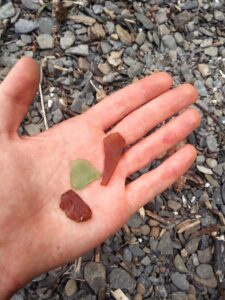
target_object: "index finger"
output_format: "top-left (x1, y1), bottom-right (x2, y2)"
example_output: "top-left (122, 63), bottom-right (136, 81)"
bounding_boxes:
top-left (84, 72), bottom-right (172, 130)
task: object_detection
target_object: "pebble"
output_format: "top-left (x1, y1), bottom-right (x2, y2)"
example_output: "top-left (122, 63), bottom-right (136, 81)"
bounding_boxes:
top-left (155, 8), bottom-right (167, 24)
top-left (127, 62), bottom-right (143, 78)
top-left (38, 17), bottom-right (55, 34)
top-left (24, 124), bottom-right (40, 136)
top-left (52, 108), bottom-right (63, 124)
top-left (206, 135), bottom-right (218, 152)
top-left (15, 19), bottom-right (38, 33)
top-left (129, 244), bottom-right (145, 257)
top-left (162, 35), bottom-right (177, 50)
top-left (22, 0), bottom-right (40, 10)
top-left (214, 10), bottom-right (224, 21)
top-left (157, 231), bottom-right (173, 255)
top-left (109, 268), bottom-right (136, 293)
top-left (84, 262), bottom-right (106, 294)
top-left (66, 45), bottom-right (89, 56)
top-left (140, 225), bottom-right (150, 235)
top-left (185, 237), bottom-right (200, 254)
top-left (140, 256), bottom-right (151, 266)
top-left (64, 279), bottom-right (77, 297)
top-left (127, 213), bottom-right (142, 228)
top-left (204, 47), bottom-right (218, 57)
top-left (135, 31), bottom-right (146, 45)
top-left (0, 1), bottom-right (15, 20)
top-left (200, 215), bottom-right (217, 227)
top-left (196, 155), bottom-right (205, 164)
top-left (196, 264), bottom-right (214, 280)
top-left (181, 65), bottom-right (193, 83)
top-left (206, 158), bottom-right (217, 168)
top-left (197, 165), bottom-right (213, 175)
top-left (37, 34), bottom-right (54, 49)
top-left (21, 34), bottom-right (32, 44)
top-left (194, 80), bottom-right (207, 97)
top-left (92, 4), bottom-right (103, 14)
top-left (191, 253), bottom-right (199, 266)
top-left (198, 64), bottom-right (211, 77)
top-left (171, 272), bottom-right (189, 291)
top-left (168, 200), bottom-right (181, 211)
top-left (194, 274), bottom-right (217, 288)
top-left (137, 283), bottom-right (146, 295)
top-left (123, 247), bottom-right (132, 262)
top-left (60, 31), bottom-right (75, 50)
top-left (116, 25), bottom-right (132, 46)
top-left (172, 292), bottom-right (188, 300)
top-left (135, 12), bottom-right (154, 29)
top-left (174, 254), bottom-right (188, 273)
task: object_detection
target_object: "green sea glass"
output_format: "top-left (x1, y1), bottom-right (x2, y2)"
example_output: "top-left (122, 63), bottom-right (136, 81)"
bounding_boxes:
top-left (71, 159), bottom-right (101, 190)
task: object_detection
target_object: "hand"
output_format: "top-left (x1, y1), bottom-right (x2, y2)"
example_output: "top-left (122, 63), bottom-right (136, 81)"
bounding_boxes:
top-left (0, 57), bottom-right (200, 298)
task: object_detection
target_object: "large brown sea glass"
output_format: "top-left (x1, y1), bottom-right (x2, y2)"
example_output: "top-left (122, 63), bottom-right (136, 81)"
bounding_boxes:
top-left (71, 159), bottom-right (101, 190)
top-left (60, 190), bottom-right (92, 222)
top-left (101, 132), bottom-right (126, 186)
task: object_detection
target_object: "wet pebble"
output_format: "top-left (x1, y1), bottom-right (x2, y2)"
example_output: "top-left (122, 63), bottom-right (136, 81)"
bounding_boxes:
top-left (0, 1), bottom-right (15, 19)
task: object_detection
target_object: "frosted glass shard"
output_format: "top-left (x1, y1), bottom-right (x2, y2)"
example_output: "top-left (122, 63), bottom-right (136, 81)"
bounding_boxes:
top-left (71, 159), bottom-right (101, 190)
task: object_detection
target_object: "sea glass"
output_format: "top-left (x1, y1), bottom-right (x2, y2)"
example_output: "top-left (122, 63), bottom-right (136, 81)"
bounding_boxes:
top-left (60, 189), bottom-right (92, 222)
top-left (101, 132), bottom-right (126, 186)
top-left (71, 159), bottom-right (101, 190)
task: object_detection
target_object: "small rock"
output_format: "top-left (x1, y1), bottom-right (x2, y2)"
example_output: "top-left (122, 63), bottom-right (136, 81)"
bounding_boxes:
top-left (204, 47), bottom-right (218, 57)
top-left (198, 64), bottom-right (211, 77)
top-left (64, 279), bottom-right (78, 297)
top-left (0, 1), bottom-right (15, 19)
top-left (140, 256), bottom-right (151, 266)
top-left (155, 8), bottom-right (167, 24)
top-left (107, 50), bottom-right (123, 67)
top-left (171, 272), bottom-right (189, 291)
top-left (15, 19), bottom-right (38, 33)
top-left (197, 165), bottom-right (213, 175)
top-left (172, 292), bottom-right (188, 300)
top-left (137, 283), bottom-right (146, 295)
top-left (129, 244), bottom-right (145, 257)
top-left (135, 31), bottom-right (146, 45)
top-left (92, 4), bottom-right (103, 14)
top-left (98, 63), bottom-right (111, 75)
top-left (116, 25), bottom-right (132, 46)
top-left (21, 34), bottom-right (32, 44)
top-left (38, 17), bottom-right (55, 34)
top-left (194, 274), bottom-right (217, 288)
top-left (157, 231), bottom-right (173, 255)
top-left (89, 23), bottom-right (105, 40)
top-left (200, 215), bottom-right (217, 227)
top-left (135, 13), bottom-right (154, 29)
top-left (24, 124), bottom-right (40, 136)
top-left (194, 80), bottom-right (207, 97)
top-left (206, 158), bottom-right (217, 168)
top-left (66, 45), bottom-right (89, 56)
top-left (196, 264), bottom-right (214, 279)
top-left (123, 247), bottom-right (132, 262)
top-left (127, 213), bottom-right (142, 228)
top-left (109, 268), bottom-right (136, 293)
top-left (37, 34), bottom-right (54, 49)
top-left (181, 0), bottom-right (198, 9)
top-left (22, 0), bottom-right (40, 10)
top-left (71, 15), bottom-right (95, 26)
top-left (127, 62), bottom-right (143, 78)
top-left (185, 237), bottom-right (200, 254)
top-left (156, 285), bottom-right (168, 298)
top-left (214, 10), bottom-right (224, 21)
top-left (78, 58), bottom-right (90, 72)
top-left (140, 225), bottom-right (150, 235)
top-left (84, 262), bottom-right (106, 294)
top-left (181, 65), bottom-right (193, 83)
top-left (162, 35), bottom-right (177, 50)
top-left (174, 254), bottom-right (188, 273)
top-left (60, 31), bottom-right (75, 50)
top-left (191, 253), bottom-right (199, 266)
top-left (206, 135), bottom-right (218, 152)
top-left (52, 108), bottom-right (63, 123)
top-left (168, 200), bottom-right (181, 211)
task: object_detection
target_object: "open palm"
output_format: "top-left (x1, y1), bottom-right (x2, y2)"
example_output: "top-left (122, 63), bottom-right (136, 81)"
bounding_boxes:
top-left (0, 58), bottom-right (200, 297)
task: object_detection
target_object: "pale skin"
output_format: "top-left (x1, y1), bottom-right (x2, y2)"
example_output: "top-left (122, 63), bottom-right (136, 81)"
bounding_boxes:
top-left (0, 57), bottom-right (200, 298)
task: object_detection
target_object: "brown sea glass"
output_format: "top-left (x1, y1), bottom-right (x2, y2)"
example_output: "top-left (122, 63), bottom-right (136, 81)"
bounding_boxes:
top-left (60, 190), bottom-right (92, 222)
top-left (101, 132), bottom-right (126, 186)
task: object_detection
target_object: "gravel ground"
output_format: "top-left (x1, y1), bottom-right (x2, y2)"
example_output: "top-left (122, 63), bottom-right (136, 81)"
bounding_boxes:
top-left (1, 0), bottom-right (225, 299)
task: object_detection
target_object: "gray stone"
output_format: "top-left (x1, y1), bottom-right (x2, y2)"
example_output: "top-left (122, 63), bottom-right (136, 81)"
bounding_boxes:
top-left (140, 225), bottom-right (150, 235)
top-left (204, 47), bottom-right (218, 57)
top-left (196, 165), bottom-right (213, 175)
top-left (123, 247), bottom-right (132, 262)
top-left (60, 31), bottom-right (75, 50)
top-left (162, 35), bottom-right (177, 50)
top-left (194, 80), bottom-right (207, 97)
top-left (198, 64), bottom-right (211, 77)
top-left (174, 32), bottom-right (184, 44)
top-left (109, 268), bottom-right (136, 293)
top-left (105, 21), bottom-right (114, 34)
top-left (206, 135), bottom-right (218, 152)
top-left (174, 254), bottom-right (188, 273)
top-left (213, 164), bottom-right (223, 176)
top-left (52, 108), bottom-right (63, 124)
top-left (185, 237), bottom-right (200, 254)
top-left (11, 295), bottom-right (24, 300)
top-left (172, 292), bottom-right (188, 300)
top-left (15, 19), bottom-right (38, 33)
top-left (66, 45), bottom-right (89, 56)
top-left (181, 0), bottom-right (198, 9)
top-left (129, 244), bottom-right (145, 257)
top-left (194, 274), bottom-right (217, 288)
top-left (156, 285), bottom-right (168, 298)
top-left (127, 213), bottom-right (142, 228)
top-left (93, 4), bottom-right (103, 14)
top-left (116, 25), bottom-right (132, 46)
top-left (135, 13), bottom-right (154, 29)
top-left (22, 0), bottom-right (40, 11)
top-left (155, 9), bottom-right (167, 24)
top-left (171, 272), bottom-right (189, 291)
top-left (200, 215), bottom-right (217, 227)
top-left (181, 65), bottom-right (193, 83)
top-left (158, 24), bottom-right (170, 36)
top-left (84, 262), bottom-right (106, 294)
top-left (37, 34), bottom-right (54, 49)
top-left (24, 124), bottom-right (40, 136)
top-left (196, 155), bottom-right (205, 164)
top-left (21, 34), bottom-right (32, 44)
top-left (135, 31), bottom-right (146, 45)
top-left (0, 54), bottom-right (17, 67)
top-left (38, 17), bottom-right (55, 34)
top-left (197, 264), bottom-right (216, 280)
top-left (157, 231), bottom-right (173, 255)
top-left (206, 158), bottom-right (217, 168)
top-left (198, 247), bottom-right (212, 264)
top-left (0, 2), bottom-right (15, 20)
top-left (191, 253), bottom-right (199, 266)
top-left (140, 256), bottom-right (151, 266)
top-left (127, 62), bottom-right (143, 78)
top-left (214, 10), bottom-right (224, 21)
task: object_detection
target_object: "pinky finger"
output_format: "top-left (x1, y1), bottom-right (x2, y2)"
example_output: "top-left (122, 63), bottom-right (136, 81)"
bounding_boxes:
top-left (126, 144), bottom-right (197, 215)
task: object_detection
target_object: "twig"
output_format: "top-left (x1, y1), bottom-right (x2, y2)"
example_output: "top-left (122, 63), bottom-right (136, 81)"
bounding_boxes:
top-left (74, 257), bottom-right (82, 273)
top-left (39, 60), bottom-right (49, 130)
top-left (177, 219), bottom-right (200, 234)
top-left (145, 210), bottom-right (171, 225)
top-left (95, 246), bottom-right (101, 263)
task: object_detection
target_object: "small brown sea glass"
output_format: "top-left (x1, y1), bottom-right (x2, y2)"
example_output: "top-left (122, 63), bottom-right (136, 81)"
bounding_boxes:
top-left (60, 190), bottom-right (92, 222)
top-left (101, 132), bottom-right (126, 186)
